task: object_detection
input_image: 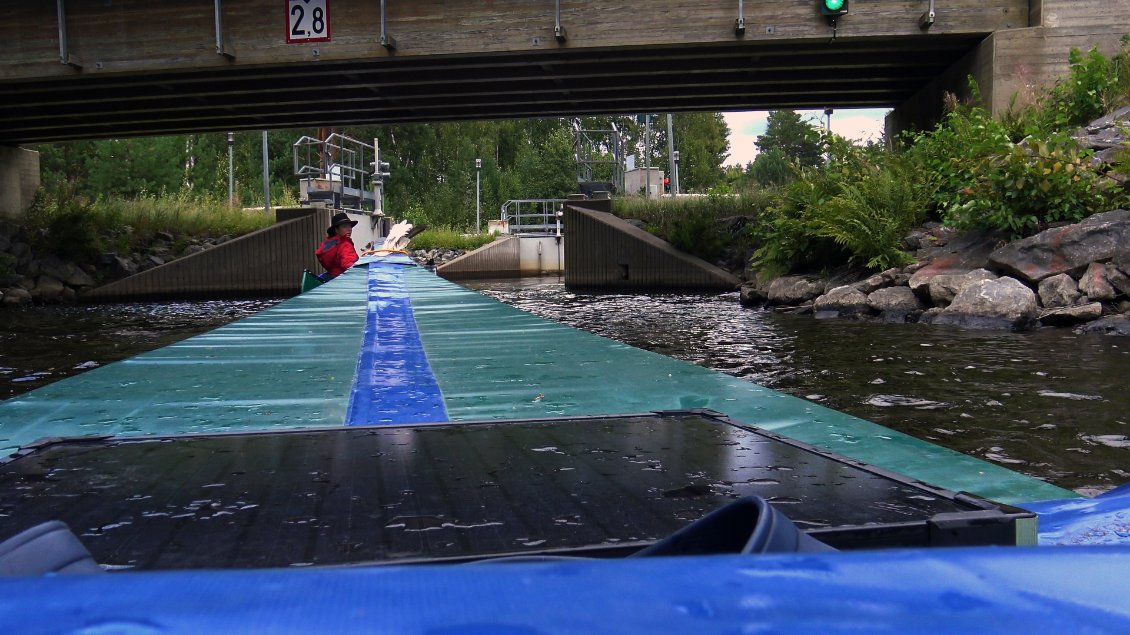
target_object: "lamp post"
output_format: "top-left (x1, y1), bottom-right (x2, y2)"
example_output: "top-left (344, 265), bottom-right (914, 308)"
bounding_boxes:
top-left (672, 150), bottom-right (680, 196)
top-left (226, 132), bottom-right (234, 206)
top-left (475, 158), bottom-right (482, 233)
top-left (824, 107), bottom-right (833, 134)
top-left (261, 131), bottom-right (271, 213)
top-left (644, 114), bottom-right (652, 198)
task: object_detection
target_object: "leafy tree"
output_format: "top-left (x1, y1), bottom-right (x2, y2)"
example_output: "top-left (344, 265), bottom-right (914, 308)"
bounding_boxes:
top-left (755, 110), bottom-right (822, 168)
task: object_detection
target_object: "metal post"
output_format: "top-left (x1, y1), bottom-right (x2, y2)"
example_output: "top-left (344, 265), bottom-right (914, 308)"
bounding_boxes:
top-left (735, 0), bottom-right (745, 35)
top-left (214, 0), bottom-right (234, 58)
top-left (261, 131), bottom-right (271, 213)
top-left (666, 114), bottom-right (675, 196)
top-left (380, 0), bottom-right (396, 49)
top-left (644, 114), bottom-right (651, 198)
top-left (554, 0), bottom-right (567, 42)
top-left (56, 0), bottom-right (81, 68)
top-left (475, 158), bottom-right (482, 233)
top-left (673, 151), bottom-right (680, 195)
top-left (824, 107), bottom-right (833, 134)
top-left (227, 132), bottom-right (235, 206)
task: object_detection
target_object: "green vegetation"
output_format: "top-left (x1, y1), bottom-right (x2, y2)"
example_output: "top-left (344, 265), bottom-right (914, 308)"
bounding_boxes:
top-left (406, 227), bottom-right (496, 251)
top-left (613, 194), bottom-right (771, 264)
top-left (23, 188), bottom-right (273, 263)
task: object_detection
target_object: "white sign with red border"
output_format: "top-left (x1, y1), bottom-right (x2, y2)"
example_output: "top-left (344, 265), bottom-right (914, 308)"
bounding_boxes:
top-left (286, 0), bottom-right (331, 44)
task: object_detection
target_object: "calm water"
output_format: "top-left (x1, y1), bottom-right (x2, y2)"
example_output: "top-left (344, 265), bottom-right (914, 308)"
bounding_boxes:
top-left (2, 281), bottom-right (1128, 495)
top-left (463, 277), bottom-right (1130, 496)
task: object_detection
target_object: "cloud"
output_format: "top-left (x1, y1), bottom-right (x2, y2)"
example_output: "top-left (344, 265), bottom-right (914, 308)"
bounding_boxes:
top-left (722, 108), bottom-right (891, 167)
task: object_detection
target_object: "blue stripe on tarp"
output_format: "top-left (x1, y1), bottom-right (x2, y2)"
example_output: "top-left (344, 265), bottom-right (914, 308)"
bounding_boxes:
top-left (345, 263), bottom-right (448, 425)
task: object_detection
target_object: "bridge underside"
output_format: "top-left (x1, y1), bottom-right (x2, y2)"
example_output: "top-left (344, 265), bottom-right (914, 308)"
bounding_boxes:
top-left (3, 37), bottom-right (984, 143)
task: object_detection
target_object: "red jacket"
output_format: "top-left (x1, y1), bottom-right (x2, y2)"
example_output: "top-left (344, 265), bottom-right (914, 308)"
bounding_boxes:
top-left (316, 235), bottom-right (358, 278)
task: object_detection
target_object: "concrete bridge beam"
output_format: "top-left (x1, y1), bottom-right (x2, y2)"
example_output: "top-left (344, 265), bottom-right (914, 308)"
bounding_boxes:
top-left (0, 146), bottom-right (40, 219)
top-left (888, 1), bottom-right (1130, 135)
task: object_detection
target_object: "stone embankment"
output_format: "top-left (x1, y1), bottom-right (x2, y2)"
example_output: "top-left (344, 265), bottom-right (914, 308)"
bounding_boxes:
top-left (0, 221), bottom-right (236, 307)
top-left (742, 106), bottom-right (1130, 335)
top-left (409, 248), bottom-right (466, 269)
top-left (742, 209), bottom-right (1130, 335)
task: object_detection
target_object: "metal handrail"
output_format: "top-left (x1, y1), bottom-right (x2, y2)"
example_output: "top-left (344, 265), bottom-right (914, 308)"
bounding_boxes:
top-left (500, 199), bottom-right (567, 235)
top-left (292, 133), bottom-right (379, 213)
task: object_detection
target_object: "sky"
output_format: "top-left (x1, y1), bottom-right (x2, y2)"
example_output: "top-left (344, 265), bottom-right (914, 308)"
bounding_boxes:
top-left (722, 108), bottom-right (890, 167)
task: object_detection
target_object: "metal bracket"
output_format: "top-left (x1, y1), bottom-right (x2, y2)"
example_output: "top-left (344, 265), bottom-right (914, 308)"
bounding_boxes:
top-left (919, 0), bottom-right (936, 29)
top-left (56, 0), bottom-right (82, 69)
top-left (734, 0), bottom-right (745, 36)
top-left (214, 0), bottom-right (235, 59)
top-left (554, 0), bottom-right (567, 43)
top-left (380, 0), bottom-right (396, 50)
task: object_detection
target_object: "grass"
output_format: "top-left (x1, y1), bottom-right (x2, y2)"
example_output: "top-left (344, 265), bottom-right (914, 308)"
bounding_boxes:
top-left (23, 187), bottom-right (274, 263)
top-left (407, 225), bottom-right (496, 251)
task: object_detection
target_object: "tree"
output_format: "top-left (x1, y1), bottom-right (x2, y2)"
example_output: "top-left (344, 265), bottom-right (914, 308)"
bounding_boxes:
top-left (755, 110), bottom-right (822, 168)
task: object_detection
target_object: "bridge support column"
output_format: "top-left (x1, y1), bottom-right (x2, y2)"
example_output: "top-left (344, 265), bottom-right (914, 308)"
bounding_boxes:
top-left (888, 1), bottom-right (1130, 136)
top-left (0, 146), bottom-right (40, 219)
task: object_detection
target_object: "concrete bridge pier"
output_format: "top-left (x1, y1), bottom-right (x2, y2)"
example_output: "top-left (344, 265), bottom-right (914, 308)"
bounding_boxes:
top-left (888, 0), bottom-right (1130, 135)
top-left (0, 146), bottom-right (40, 219)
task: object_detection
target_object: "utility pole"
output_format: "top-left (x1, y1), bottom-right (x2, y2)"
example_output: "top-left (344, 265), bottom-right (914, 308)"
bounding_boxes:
top-left (227, 132), bottom-right (234, 206)
top-left (644, 114), bottom-right (651, 198)
top-left (475, 158), bottom-right (482, 233)
top-left (261, 131), bottom-right (271, 213)
top-left (666, 114), bottom-right (676, 196)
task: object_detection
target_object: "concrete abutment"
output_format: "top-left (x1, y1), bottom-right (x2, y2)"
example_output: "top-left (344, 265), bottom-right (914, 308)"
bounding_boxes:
top-left (0, 146), bottom-right (40, 219)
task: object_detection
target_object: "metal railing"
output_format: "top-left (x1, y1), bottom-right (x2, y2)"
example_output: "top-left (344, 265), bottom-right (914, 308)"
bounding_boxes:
top-left (292, 133), bottom-right (379, 213)
top-left (500, 199), bottom-right (567, 235)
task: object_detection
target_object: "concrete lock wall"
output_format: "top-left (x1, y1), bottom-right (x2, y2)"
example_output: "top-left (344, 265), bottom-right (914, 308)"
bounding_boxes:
top-left (563, 205), bottom-right (740, 292)
top-left (437, 235), bottom-right (564, 280)
top-left (0, 146), bottom-right (40, 219)
top-left (84, 207), bottom-right (332, 301)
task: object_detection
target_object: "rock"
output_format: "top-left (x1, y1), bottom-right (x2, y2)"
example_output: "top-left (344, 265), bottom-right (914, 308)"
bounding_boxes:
top-left (155, 230), bottom-right (175, 243)
top-left (867, 286), bottom-right (926, 315)
top-left (989, 209), bottom-right (1130, 283)
top-left (934, 277), bottom-right (1039, 330)
top-left (61, 287), bottom-right (77, 302)
top-left (858, 268), bottom-right (900, 294)
top-left (813, 285), bottom-right (872, 317)
top-left (1038, 273), bottom-right (1082, 308)
top-left (1075, 106), bottom-right (1130, 150)
top-left (739, 284), bottom-right (768, 307)
top-left (0, 235), bottom-right (10, 253)
top-left (1076, 315), bottom-right (1130, 336)
top-left (1, 287), bottom-right (31, 306)
top-left (1106, 264), bottom-right (1130, 297)
top-left (914, 230), bottom-right (1006, 272)
top-left (1079, 262), bottom-right (1117, 301)
top-left (919, 307), bottom-right (944, 324)
top-left (182, 244), bottom-right (206, 257)
top-left (32, 274), bottom-right (66, 302)
top-left (1038, 303), bottom-right (1104, 326)
top-left (767, 276), bottom-right (826, 305)
top-left (39, 256), bottom-right (96, 288)
top-left (102, 256), bottom-right (138, 278)
top-left (0, 273), bottom-right (21, 287)
top-left (923, 269), bottom-right (999, 307)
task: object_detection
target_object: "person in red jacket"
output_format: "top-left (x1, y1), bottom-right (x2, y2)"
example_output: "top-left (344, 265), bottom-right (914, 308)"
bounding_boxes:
top-left (316, 213), bottom-right (359, 279)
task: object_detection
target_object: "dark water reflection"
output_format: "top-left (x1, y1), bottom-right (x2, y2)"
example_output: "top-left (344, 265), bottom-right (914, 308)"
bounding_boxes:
top-left (0, 299), bottom-right (281, 399)
top-left (463, 277), bottom-right (1130, 495)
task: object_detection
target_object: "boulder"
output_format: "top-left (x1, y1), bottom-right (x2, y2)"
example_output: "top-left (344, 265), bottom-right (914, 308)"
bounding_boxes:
top-left (39, 256), bottom-right (96, 288)
top-left (913, 229), bottom-right (1005, 271)
top-left (0, 235), bottom-right (10, 253)
top-left (767, 276), bottom-right (826, 305)
top-left (1074, 106), bottom-right (1130, 151)
top-left (988, 209), bottom-right (1130, 283)
top-left (183, 244), bottom-right (207, 257)
top-left (32, 274), bottom-right (66, 302)
top-left (1106, 263), bottom-right (1130, 297)
top-left (739, 284), bottom-right (768, 307)
top-left (1, 287), bottom-right (31, 306)
top-left (867, 286), bottom-right (926, 315)
top-left (1038, 303), bottom-right (1104, 327)
top-left (920, 269), bottom-right (999, 307)
top-left (1038, 273), bottom-right (1082, 308)
top-left (1079, 262), bottom-right (1117, 301)
top-left (1076, 315), bottom-right (1130, 336)
top-left (155, 230), bottom-right (175, 243)
top-left (858, 268), bottom-right (900, 294)
top-left (813, 285), bottom-right (872, 317)
top-left (933, 277), bottom-right (1039, 330)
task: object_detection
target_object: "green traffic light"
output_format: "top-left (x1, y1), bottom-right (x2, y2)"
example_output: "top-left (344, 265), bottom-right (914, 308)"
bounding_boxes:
top-left (824, 0), bottom-right (845, 9)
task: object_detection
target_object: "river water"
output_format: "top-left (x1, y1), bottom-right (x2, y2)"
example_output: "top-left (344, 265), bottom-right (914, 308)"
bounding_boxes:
top-left (2, 279), bottom-right (1127, 495)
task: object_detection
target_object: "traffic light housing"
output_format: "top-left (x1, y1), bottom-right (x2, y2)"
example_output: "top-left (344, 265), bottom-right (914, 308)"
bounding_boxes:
top-left (372, 160), bottom-right (391, 184)
top-left (820, 0), bottom-right (848, 18)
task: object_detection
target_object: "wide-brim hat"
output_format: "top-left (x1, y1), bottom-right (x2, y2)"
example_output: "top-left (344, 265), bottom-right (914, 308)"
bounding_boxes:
top-left (327, 212), bottom-right (359, 234)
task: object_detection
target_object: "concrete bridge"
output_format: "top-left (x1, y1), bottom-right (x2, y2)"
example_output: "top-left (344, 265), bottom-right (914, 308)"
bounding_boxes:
top-left (1, 1), bottom-right (1127, 213)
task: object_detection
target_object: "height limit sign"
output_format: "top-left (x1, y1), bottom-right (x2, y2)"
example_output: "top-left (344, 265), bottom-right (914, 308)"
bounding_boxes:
top-left (286, 0), bottom-right (331, 44)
